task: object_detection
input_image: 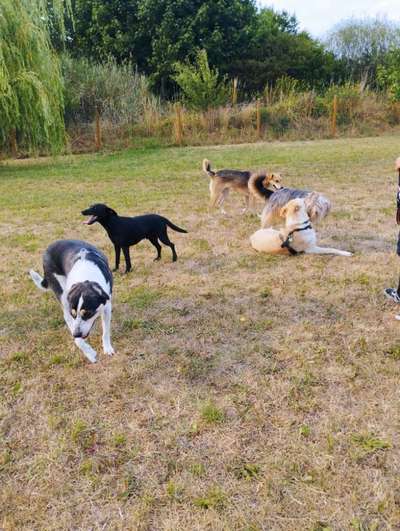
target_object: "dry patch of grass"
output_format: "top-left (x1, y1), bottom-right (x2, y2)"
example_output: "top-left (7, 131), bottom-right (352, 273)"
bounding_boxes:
top-left (1, 136), bottom-right (400, 529)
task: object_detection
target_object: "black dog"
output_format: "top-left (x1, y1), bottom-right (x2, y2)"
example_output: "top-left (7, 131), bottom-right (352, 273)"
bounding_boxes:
top-left (82, 203), bottom-right (187, 273)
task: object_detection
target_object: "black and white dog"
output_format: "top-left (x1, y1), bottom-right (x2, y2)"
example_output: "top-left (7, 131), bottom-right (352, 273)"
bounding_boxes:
top-left (29, 240), bottom-right (114, 363)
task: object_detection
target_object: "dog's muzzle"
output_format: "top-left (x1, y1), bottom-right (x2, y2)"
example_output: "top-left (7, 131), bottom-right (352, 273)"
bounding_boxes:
top-left (73, 329), bottom-right (89, 339)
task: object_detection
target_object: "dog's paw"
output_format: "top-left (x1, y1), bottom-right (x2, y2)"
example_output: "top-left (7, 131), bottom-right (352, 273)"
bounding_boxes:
top-left (85, 351), bottom-right (97, 363)
top-left (81, 344), bottom-right (98, 363)
top-left (103, 345), bottom-right (115, 356)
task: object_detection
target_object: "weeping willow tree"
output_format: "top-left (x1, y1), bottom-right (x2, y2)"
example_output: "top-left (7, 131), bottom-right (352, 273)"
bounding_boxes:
top-left (0, 0), bottom-right (71, 154)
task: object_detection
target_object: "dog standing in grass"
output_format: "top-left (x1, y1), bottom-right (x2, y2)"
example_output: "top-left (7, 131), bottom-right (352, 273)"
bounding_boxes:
top-left (82, 203), bottom-right (187, 273)
top-left (202, 159), bottom-right (282, 213)
top-left (29, 240), bottom-right (114, 363)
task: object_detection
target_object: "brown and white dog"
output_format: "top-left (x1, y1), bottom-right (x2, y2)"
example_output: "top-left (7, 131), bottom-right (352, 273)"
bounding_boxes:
top-left (202, 159), bottom-right (282, 213)
top-left (250, 196), bottom-right (351, 257)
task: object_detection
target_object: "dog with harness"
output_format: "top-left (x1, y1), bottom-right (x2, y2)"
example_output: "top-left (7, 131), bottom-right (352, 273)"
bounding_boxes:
top-left (29, 239), bottom-right (114, 363)
top-left (250, 195), bottom-right (352, 257)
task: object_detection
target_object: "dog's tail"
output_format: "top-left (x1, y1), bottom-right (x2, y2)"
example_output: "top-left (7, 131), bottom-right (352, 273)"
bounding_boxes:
top-left (166, 220), bottom-right (188, 233)
top-left (29, 270), bottom-right (49, 291)
top-left (248, 171), bottom-right (272, 200)
top-left (202, 159), bottom-right (215, 177)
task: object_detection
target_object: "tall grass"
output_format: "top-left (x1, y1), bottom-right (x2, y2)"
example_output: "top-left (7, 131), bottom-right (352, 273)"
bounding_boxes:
top-left (145, 83), bottom-right (399, 147)
top-left (59, 67), bottom-right (400, 152)
top-left (62, 55), bottom-right (162, 125)
top-left (61, 55), bottom-right (162, 152)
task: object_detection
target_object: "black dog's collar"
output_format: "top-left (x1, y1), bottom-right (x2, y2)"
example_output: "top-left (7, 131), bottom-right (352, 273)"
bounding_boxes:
top-left (281, 221), bottom-right (312, 255)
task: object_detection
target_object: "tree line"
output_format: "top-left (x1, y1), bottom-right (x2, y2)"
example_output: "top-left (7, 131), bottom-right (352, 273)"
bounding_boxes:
top-left (68, 0), bottom-right (336, 95)
top-left (2, 0), bottom-right (400, 153)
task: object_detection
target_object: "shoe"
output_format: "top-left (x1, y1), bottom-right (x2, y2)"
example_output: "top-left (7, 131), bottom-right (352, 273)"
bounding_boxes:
top-left (384, 288), bottom-right (400, 303)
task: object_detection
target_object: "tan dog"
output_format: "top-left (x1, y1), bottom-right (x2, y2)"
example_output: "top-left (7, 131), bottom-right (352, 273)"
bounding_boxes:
top-left (202, 159), bottom-right (282, 213)
top-left (250, 196), bottom-right (351, 256)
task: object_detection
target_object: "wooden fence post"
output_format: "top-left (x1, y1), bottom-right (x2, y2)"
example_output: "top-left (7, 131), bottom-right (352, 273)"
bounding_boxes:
top-left (95, 107), bottom-right (102, 151)
top-left (174, 103), bottom-right (183, 145)
top-left (256, 99), bottom-right (262, 139)
top-left (232, 78), bottom-right (238, 106)
top-left (331, 95), bottom-right (337, 137)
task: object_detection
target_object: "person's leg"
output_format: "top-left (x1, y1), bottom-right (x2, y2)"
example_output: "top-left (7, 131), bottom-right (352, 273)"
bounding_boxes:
top-left (384, 279), bottom-right (400, 303)
top-left (384, 231), bottom-right (400, 303)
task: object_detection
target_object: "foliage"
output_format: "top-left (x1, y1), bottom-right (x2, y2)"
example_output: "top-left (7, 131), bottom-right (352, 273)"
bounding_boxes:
top-left (326, 17), bottom-right (400, 84)
top-left (323, 83), bottom-right (361, 124)
top-left (230, 8), bottom-right (338, 93)
top-left (61, 54), bottom-right (160, 125)
top-left (69, 2), bottom-right (338, 94)
top-left (377, 49), bottom-right (400, 101)
top-left (70, 0), bottom-right (256, 94)
top-left (0, 0), bottom-right (70, 153)
top-left (173, 50), bottom-right (229, 110)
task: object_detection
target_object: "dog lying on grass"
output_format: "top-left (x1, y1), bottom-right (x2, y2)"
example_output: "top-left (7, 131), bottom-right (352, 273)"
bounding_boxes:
top-left (29, 240), bottom-right (114, 363)
top-left (82, 203), bottom-right (187, 273)
top-left (250, 196), bottom-right (352, 257)
top-left (248, 173), bottom-right (331, 227)
top-left (202, 159), bottom-right (282, 213)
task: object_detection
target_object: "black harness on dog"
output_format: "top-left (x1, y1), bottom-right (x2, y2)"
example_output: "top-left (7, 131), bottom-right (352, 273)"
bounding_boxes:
top-left (280, 221), bottom-right (313, 255)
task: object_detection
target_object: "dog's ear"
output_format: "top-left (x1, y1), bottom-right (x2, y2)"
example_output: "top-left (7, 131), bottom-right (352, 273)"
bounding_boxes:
top-left (263, 174), bottom-right (271, 186)
top-left (280, 205), bottom-right (288, 218)
top-left (91, 282), bottom-right (109, 305)
top-left (105, 206), bottom-right (118, 216)
top-left (67, 283), bottom-right (82, 307)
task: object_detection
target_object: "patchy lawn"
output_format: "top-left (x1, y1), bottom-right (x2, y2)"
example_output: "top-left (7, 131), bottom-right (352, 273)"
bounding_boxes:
top-left (1, 136), bottom-right (400, 530)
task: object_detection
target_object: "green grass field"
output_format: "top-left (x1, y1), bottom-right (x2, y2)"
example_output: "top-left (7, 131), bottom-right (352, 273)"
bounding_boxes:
top-left (1, 136), bottom-right (400, 530)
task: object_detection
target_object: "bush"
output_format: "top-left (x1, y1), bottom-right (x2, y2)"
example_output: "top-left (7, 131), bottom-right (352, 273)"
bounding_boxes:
top-left (173, 50), bottom-right (230, 111)
top-left (61, 54), bottom-right (161, 126)
top-left (323, 83), bottom-right (361, 124)
top-left (377, 49), bottom-right (400, 101)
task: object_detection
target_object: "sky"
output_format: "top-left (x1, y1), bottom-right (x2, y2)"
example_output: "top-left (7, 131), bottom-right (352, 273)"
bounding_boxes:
top-left (259, 0), bottom-right (400, 37)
